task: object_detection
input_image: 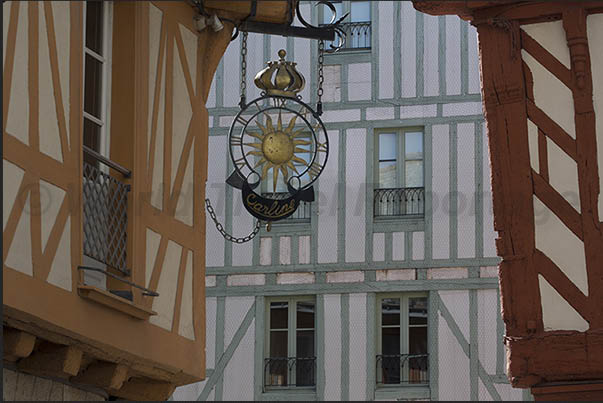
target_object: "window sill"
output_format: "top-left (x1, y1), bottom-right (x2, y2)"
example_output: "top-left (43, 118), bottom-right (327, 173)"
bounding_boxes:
top-left (373, 216), bottom-right (425, 232)
top-left (78, 285), bottom-right (156, 320)
top-left (374, 385), bottom-right (430, 400)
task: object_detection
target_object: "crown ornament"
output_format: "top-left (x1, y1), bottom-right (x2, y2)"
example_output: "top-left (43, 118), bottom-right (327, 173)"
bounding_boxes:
top-left (254, 49), bottom-right (305, 98)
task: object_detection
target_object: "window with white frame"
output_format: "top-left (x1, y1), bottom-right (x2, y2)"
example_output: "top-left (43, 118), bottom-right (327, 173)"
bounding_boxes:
top-left (374, 128), bottom-right (425, 217)
top-left (377, 293), bottom-right (429, 386)
top-left (321, 1), bottom-right (371, 50)
top-left (264, 297), bottom-right (316, 389)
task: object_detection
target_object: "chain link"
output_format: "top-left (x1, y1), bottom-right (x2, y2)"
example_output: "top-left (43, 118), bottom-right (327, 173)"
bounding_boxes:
top-left (239, 32), bottom-right (248, 108)
top-left (316, 40), bottom-right (325, 116)
top-left (205, 198), bottom-right (262, 243)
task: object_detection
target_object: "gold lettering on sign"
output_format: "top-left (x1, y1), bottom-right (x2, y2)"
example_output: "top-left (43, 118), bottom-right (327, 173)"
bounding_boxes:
top-left (246, 193), bottom-right (296, 218)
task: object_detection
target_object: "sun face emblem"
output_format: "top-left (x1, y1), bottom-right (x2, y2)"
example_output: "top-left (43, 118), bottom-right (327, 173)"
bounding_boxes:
top-left (244, 111), bottom-right (313, 192)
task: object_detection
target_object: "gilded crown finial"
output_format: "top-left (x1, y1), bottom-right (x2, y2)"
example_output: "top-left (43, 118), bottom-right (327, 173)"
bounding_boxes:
top-left (254, 49), bottom-right (305, 98)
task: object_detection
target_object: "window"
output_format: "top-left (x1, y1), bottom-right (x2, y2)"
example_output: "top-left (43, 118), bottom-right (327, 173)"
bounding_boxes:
top-left (374, 129), bottom-right (425, 217)
top-left (377, 294), bottom-right (429, 386)
top-left (321, 1), bottom-right (371, 50)
top-left (264, 297), bottom-right (316, 390)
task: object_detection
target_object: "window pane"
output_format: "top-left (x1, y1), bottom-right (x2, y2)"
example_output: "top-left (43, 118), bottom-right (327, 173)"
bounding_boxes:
top-left (381, 327), bottom-right (400, 385)
top-left (83, 118), bottom-right (101, 168)
top-left (85, 1), bottom-right (104, 55)
top-left (409, 297), bottom-right (428, 325)
top-left (84, 54), bottom-right (103, 119)
top-left (268, 331), bottom-right (288, 386)
top-left (382, 327), bottom-right (400, 355)
top-left (297, 301), bottom-right (315, 329)
top-left (351, 1), bottom-right (370, 22)
top-left (270, 330), bottom-right (288, 358)
top-left (409, 327), bottom-right (427, 355)
top-left (378, 162), bottom-right (397, 188)
top-left (296, 329), bottom-right (315, 386)
top-left (379, 133), bottom-right (397, 160)
top-left (382, 298), bottom-right (400, 325)
top-left (270, 302), bottom-right (288, 330)
top-left (405, 160), bottom-right (424, 187)
top-left (405, 132), bottom-right (423, 159)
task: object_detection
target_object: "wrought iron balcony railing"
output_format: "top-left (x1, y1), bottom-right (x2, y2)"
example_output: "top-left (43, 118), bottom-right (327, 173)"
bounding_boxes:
top-left (376, 354), bottom-right (429, 385)
top-left (323, 21), bottom-right (371, 50)
top-left (262, 192), bottom-right (312, 223)
top-left (374, 187), bottom-right (425, 218)
top-left (264, 357), bottom-right (316, 388)
top-left (83, 146), bottom-right (131, 276)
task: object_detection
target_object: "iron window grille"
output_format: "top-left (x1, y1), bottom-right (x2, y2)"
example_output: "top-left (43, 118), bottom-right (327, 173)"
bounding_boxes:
top-left (376, 354), bottom-right (429, 385)
top-left (373, 187), bottom-right (425, 217)
top-left (264, 357), bottom-right (316, 388)
top-left (262, 192), bottom-right (312, 223)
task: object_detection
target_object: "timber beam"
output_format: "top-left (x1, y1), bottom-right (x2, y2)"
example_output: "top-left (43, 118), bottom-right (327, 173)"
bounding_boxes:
top-left (17, 342), bottom-right (83, 378)
top-left (110, 377), bottom-right (176, 401)
top-left (3, 328), bottom-right (36, 362)
top-left (71, 361), bottom-right (129, 390)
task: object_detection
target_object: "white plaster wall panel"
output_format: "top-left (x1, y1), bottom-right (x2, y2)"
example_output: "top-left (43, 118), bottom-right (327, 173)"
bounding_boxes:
top-left (279, 236), bottom-right (291, 265)
top-left (206, 297), bottom-right (217, 368)
top-left (322, 109), bottom-right (361, 123)
top-left (348, 293), bottom-right (367, 400)
top-left (294, 4), bottom-right (312, 101)
top-left (366, 107), bottom-right (394, 121)
top-left (457, 123), bottom-right (476, 258)
top-left (299, 235), bottom-right (311, 264)
top-left (442, 101), bottom-right (483, 116)
top-left (322, 65), bottom-right (341, 102)
top-left (150, 240), bottom-right (182, 330)
top-left (392, 231), bottom-right (405, 261)
top-left (534, 197), bottom-right (588, 295)
top-left (477, 289), bottom-right (498, 374)
top-left (179, 250), bottom-right (195, 340)
top-left (223, 320), bottom-right (255, 401)
top-left (494, 383), bottom-right (525, 401)
top-left (373, 233), bottom-right (385, 262)
top-left (174, 139), bottom-right (194, 226)
top-left (480, 266), bottom-right (498, 278)
top-left (206, 76), bottom-right (216, 108)
top-left (224, 296), bottom-right (254, 346)
top-left (318, 131), bottom-right (338, 263)
top-left (6, 1), bottom-right (29, 146)
top-left (527, 119), bottom-right (539, 172)
top-left (222, 37), bottom-right (240, 107)
top-left (521, 21), bottom-right (570, 68)
top-left (345, 129), bottom-right (366, 262)
top-left (588, 14), bottom-right (603, 220)
top-left (522, 50), bottom-right (575, 139)
top-left (547, 137), bottom-right (581, 211)
top-left (445, 16), bottom-right (461, 95)
top-left (145, 228), bottom-right (161, 288)
top-left (538, 274), bottom-right (588, 331)
top-left (348, 63), bottom-right (372, 101)
top-left (468, 24), bottom-right (480, 94)
top-left (326, 271), bottom-right (364, 283)
top-left (400, 2), bottom-right (417, 98)
top-left (148, 5), bottom-right (163, 152)
top-left (227, 274), bottom-right (265, 287)
top-left (172, 42), bottom-right (193, 191)
top-left (412, 231), bottom-right (425, 260)
top-left (478, 378), bottom-right (493, 401)
top-left (400, 104), bottom-right (437, 119)
top-left (276, 272), bottom-right (315, 284)
top-left (172, 380), bottom-right (206, 401)
top-left (218, 116), bottom-right (233, 127)
top-left (423, 14), bottom-right (439, 96)
top-left (38, 3), bottom-right (65, 163)
top-left (206, 136), bottom-right (227, 267)
top-left (206, 275), bottom-right (216, 287)
top-left (483, 124), bottom-right (497, 257)
top-left (232, 190), bottom-right (253, 267)
top-left (150, 44), bottom-right (166, 210)
top-left (432, 125), bottom-right (450, 259)
top-left (3, 159), bottom-right (25, 230)
top-left (376, 269), bottom-right (415, 281)
top-left (438, 310), bottom-right (470, 401)
top-left (323, 294), bottom-right (341, 401)
top-left (259, 237), bottom-right (271, 266)
top-left (179, 24), bottom-right (198, 94)
top-left (46, 216), bottom-right (71, 291)
top-left (378, 1), bottom-right (394, 99)
top-left (427, 267), bottom-right (467, 280)
top-left (245, 33), bottom-right (264, 101)
top-left (439, 290), bottom-right (470, 341)
top-left (5, 193), bottom-right (33, 276)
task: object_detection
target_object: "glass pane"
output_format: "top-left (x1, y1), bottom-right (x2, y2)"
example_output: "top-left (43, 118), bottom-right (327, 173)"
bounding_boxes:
top-left (322, 1), bottom-right (343, 24)
top-left (83, 118), bottom-right (101, 168)
top-left (270, 330), bottom-right (288, 357)
top-left (378, 162), bottom-right (397, 189)
top-left (382, 327), bottom-right (400, 355)
top-left (409, 297), bottom-right (428, 325)
top-left (405, 160), bottom-right (424, 187)
top-left (85, 1), bottom-right (104, 55)
top-left (380, 327), bottom-right (400, 385)
top-left (268, 330), bottom-right (288, 386)
top-left (296, 330), bottom-right (315, 358)
top-left (381, 298), bottom-right (400, 326)
top-left (405, 132), bottom-right (423, 159)
top-left (84, 54), bottom-right (103, 119)
top-left (270, 302), bottom-right (288, 330)
top-left (297, 301), bottom-right (315, 329)
top-left (351, 1), bottom-right (370, 22)
top-left (379, 133), bottom-right (397, 160)
top-left (409, 327), bottom-right (428, 355)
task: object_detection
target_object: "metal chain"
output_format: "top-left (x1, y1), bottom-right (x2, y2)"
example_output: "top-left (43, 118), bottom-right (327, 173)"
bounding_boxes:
top-left (316, 40), bottom-right (325, 116)
top-left (205, 198), bottom-right (262, 243)
top-left (239, 31), bottom-right (248, 108)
